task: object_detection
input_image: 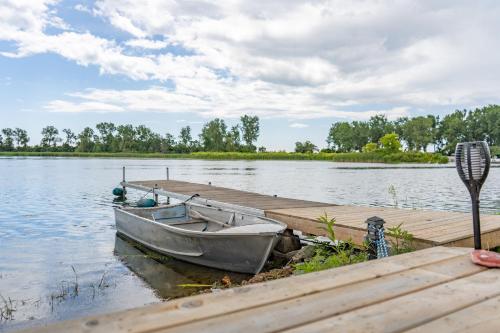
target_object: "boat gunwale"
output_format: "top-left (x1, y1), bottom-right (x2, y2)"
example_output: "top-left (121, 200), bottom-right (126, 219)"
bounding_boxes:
top-left (114, 203), bottom-right (287, 238)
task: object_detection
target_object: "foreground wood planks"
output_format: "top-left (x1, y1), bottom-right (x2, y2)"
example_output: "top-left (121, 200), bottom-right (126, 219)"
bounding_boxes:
top-left (21, 247), bottom-right (500, 333)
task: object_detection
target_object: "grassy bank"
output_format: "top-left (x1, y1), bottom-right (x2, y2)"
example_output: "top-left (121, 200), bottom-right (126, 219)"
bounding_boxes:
top-left (0, 151), bottom-right (449, 163)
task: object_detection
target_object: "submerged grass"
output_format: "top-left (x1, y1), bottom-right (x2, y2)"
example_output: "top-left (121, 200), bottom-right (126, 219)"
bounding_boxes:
top-left (0, 151), bottom-right (449, 163)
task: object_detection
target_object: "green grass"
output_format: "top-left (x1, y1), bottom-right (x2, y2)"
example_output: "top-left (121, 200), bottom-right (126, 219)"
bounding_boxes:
top-left (0, 151), bottom-right (449, 163)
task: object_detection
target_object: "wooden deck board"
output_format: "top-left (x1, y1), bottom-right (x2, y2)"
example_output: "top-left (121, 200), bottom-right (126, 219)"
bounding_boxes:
top-left (126, 179), bottom-right (500, 249)
top-left (20, 247), bottom-right (500, 333)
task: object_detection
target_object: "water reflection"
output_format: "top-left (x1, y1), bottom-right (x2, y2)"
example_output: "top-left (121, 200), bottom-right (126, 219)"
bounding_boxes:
top-left (113, 235), bottom-right (249, 299)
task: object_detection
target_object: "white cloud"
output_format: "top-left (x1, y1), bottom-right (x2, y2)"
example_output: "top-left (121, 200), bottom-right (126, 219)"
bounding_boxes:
top-left (1, 0), bottom-right (500, 120)
top-left (290, 123), bottom-right (309, 128)
top-left (125, 38), bottom-right (168, 50)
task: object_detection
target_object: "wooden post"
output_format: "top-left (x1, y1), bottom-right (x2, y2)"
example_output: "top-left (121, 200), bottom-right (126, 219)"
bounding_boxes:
top-left (166, 167), bottom-right (170, 180)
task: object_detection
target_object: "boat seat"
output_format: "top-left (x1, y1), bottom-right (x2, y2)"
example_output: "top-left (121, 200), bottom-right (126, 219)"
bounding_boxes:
top-left (216, 224), bottom-right (284, 234)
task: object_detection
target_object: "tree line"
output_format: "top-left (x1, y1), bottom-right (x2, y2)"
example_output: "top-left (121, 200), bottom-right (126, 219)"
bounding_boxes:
top-left (0, 115), bottom-right (261, 153)
top-left (324, 105), bottom-right (500, 155)
top-left (2, 106), bottom-right (499, 155)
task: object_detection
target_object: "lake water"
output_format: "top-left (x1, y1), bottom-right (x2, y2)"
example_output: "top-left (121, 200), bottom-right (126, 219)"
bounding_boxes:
top-left (0, 157), bottom-right (499, 331)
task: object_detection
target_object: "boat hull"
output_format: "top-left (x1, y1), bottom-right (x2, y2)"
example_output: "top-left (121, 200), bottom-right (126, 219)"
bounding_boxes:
top-left (114, 207), bottom-right (283, 274)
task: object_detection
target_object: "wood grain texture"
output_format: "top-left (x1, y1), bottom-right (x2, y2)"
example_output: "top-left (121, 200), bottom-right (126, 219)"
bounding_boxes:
top-left (19, 247), bottom-right (473, 333)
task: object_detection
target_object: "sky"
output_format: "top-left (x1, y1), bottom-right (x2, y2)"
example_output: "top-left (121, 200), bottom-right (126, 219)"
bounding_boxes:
top-left (1, 0), bottom-right (500, 151)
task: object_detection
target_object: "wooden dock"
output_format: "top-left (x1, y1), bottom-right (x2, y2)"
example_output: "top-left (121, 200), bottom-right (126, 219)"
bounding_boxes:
top-left (21, 246), bottom-right (500, 333)
top-left (125, 180), bottom-right (500, 249)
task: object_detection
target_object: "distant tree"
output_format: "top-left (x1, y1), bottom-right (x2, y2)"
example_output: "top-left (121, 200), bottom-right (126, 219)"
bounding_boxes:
top-left (95, 122), bottom-right (116, 152)
top-left (327, 122), bottom-right (354, 152)
top-left (225, 125), bottom-right (241, 152)
top-left (351, 121), bottom-right (370, 151)
top-left (41, 126), bottom-right (60, 148)
top-left (62, 128), bottom-right (77, 150)
top-left (200, 118), bottom-right (227, 151)
top-left (162, 133), bottom-right (177, 153)
top-left (1, 128), bottom-right (14, 151)
top-left (369, 115), bottom-right (393, 143)
top-left (437, 110), bottom-right (468, 155)
top-left (401, 116), bottom-right (435, 152)
top-left (115, 125), bottom-right (136, 152)
top-left (240, 115), bottom-right (259, 152)
top-left (134, 125), bottom-right (161, 152)
top-left (295, 140), bottom-right (318, 153)
top-left (77, 127), bottom-right (95, 152)
top-left (178, 126), bottom-right (193, 153)
top-left (258, 146), bottom-right (267, 152)
top-left (379, 133), bottom-right (401, 153)
top-left (13, 128), bottom-right (29, 149)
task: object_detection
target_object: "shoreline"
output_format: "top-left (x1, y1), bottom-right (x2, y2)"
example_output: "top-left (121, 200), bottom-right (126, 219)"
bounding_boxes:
top-left (0, 151), bottom-right (449, 164)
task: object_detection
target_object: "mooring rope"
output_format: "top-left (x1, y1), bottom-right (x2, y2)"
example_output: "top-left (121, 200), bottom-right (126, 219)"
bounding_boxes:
top-left (376, 228), bottom-right (389, 259)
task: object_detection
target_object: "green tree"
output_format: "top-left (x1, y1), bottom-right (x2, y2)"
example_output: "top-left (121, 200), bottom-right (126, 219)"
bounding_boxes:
top-left (401, 116), bottom-right (435, 151)
top-left (369, 115), bottom-right (393, 143)
top-left (295, 140), bottom-right (318, 153)
top-left (77, 127), bottom-right (95, 152)
top-left (115, 125), bottom-right (136, 152)
top-left (13, 128), bottom-right (29, 149)
top-left (62, 128), bottom-right (77, 151)
top-left (379, 133), bottom-right (401, 153)
top-left (1, 128), bottom-right (14, 151)
top-left (178, 126), bottom-right (193, 153)
top-left (240, 115), bottom-right (259, 152)
top-left (351, 121), bottom-right (370, 151)
top-left (437, 110), bottom-right (468, 155)
top-left (225, 125), bottom-right (241, 152)
top-left (161, 133), bottom-right (177, 153)
top-left (200, 118), bottom-right (227, 151)
top-left (95, 122), bottom-right (116, 152)
top-left (41, 126), bottom-right (60, 148)
top-left (327, 122), bottom-right (354, 152)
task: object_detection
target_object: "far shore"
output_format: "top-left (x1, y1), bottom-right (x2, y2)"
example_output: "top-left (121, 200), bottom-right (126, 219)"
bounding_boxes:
top-left (0, 151), bottom-right (449, 164)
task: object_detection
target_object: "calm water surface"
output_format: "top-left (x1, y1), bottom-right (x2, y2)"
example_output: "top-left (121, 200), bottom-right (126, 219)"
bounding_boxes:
top-left (0, 157), bottom-right (499, 331)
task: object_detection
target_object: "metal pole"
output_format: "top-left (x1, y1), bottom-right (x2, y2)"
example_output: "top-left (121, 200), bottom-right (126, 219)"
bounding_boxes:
top-left (471, 190), bottom-right (482, 249)
top-left (154, 184), bottom-right (159, 204)
top-left (165, 167), bottom-right (170, 204)
top-left (122, 166), bottom-right (126, 195)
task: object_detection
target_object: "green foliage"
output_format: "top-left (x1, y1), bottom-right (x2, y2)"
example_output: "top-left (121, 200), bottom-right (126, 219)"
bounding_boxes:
top-left (362, 142), bottom-right (378, 153)
top-left (386, 223), bottom-right (415, 255)
top-left (294, 246), bottom-right (367, 273)
top-left (379, 133), bottom-right (402, 153)
top-left (318, 213), bottom-right (336, 242)
top-left (294, 140), bottom-right (318, 153)
top-left (240, 115), bottom-right (259, 152)
top-left (0, 150), bottom-right (449, 163)
top-left (491, 146), bottom-right (500, 157)
top-left (41, 125), bottom-right (60, 148)
top-left (294, 214), bottom-right (367, 273)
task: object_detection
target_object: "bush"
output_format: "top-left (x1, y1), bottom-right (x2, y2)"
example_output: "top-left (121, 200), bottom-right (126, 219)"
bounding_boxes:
top-left (362, 142), bottom-right (378, 153)
top-left (379, 133), bottom-right (401, 154)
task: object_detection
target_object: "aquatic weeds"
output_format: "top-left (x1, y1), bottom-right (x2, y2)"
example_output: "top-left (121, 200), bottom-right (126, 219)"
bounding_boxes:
top-left (71, 265), bottom-right (79, 296)
top-left (0, 295), bottom-right (16, 322)
top-left (388, 185), bottom-right (398, 207)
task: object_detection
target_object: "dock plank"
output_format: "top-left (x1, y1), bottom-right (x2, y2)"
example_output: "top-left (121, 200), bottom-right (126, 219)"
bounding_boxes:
top-left (285, 269), bottom-right (500, 333)
top-left (126, 179), bottom-right (500, 249)
top-left (19, 247), bottom-right (469, 333)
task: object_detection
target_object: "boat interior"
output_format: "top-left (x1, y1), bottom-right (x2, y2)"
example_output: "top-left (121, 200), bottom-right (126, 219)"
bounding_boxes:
top-left (122, 203), bottom-right (285, 234)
